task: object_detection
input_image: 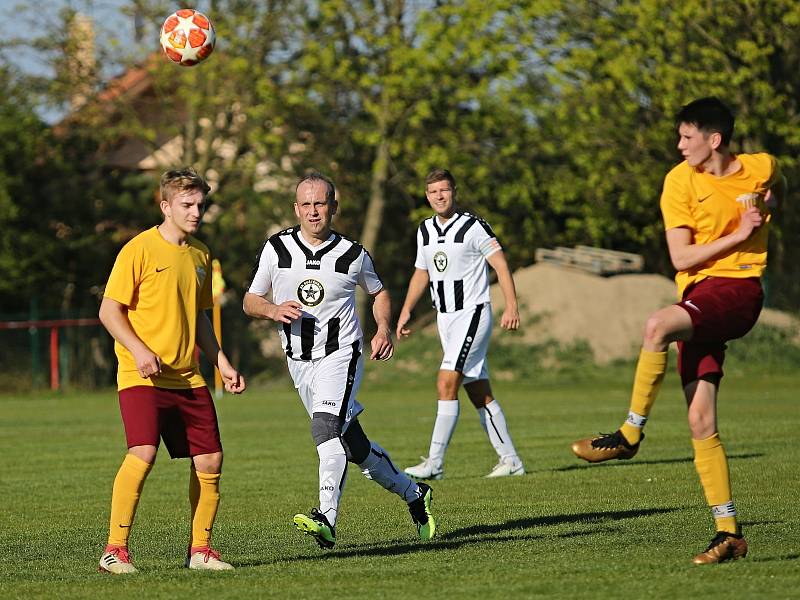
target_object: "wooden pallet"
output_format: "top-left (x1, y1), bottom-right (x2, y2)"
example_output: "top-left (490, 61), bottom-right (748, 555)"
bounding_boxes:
top-left (534, 245), bottom-right (644, 276)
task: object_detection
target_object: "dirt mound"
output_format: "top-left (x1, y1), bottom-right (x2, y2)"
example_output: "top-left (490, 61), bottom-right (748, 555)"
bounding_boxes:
top-left (489, 263), bottom-right (797, 363)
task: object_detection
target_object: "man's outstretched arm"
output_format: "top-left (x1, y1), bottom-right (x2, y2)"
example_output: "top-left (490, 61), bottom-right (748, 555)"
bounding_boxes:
top-left (243, 292), bottom-right (302, 323)
top-left (396, 268), bottom-right (430, 339)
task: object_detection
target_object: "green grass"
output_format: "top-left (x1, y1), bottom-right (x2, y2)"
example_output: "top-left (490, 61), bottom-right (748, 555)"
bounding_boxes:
top-left (2, 363), bottom-right (799, 599)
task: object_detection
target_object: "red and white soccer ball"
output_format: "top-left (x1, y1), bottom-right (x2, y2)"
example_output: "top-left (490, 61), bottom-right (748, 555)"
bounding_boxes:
top-left (159, 8), bottom-right (216, 67)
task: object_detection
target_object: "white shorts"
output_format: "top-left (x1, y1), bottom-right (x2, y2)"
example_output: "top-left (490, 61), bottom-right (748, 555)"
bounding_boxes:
top-left (287, 340), bottom-right (364, 430)
top-left (437, 303), bottom-right (492, 382)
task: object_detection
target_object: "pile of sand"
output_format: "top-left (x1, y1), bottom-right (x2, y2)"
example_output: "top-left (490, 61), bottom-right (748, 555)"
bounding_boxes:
top-left (489, 263), bottom-right (797, 363)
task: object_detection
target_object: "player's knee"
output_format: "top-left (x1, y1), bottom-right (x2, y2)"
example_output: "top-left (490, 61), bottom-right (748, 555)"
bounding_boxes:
top-left (464, 378), bottom-right (492, 407)
top-left (341, 419), bottom-right (371, 464)
top-left (436, 375), bottom-right (460, 399)
top-left (311, 412), bottom-right (343, 446)
top-left (687, 407), bottom-right (716, 438)
top-left (688, 415), bottom-right (716, 439)
top-left (643, 314), bottom-right (669, 346)
top-left (129, 445), bottom-right (157, 464)
top-left (193, 451), bottom-right (223, 473)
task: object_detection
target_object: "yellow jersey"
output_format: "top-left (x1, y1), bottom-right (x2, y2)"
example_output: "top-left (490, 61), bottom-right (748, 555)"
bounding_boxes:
top-left (660, 153), bottom-right (780, 298)
top-left (104, 226), bottom-right (213, 390)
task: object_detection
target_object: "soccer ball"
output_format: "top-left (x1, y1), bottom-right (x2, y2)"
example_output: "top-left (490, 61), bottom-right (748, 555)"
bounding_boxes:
top-left (159, 9), bottom-right (216, 67)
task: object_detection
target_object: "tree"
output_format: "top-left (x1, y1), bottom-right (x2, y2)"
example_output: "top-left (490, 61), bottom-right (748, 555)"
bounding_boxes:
top-left (518, 0), bottom-right (800, 307)
top-left (286, 0), bottom-right (539, 319)
top-left (0, 66), bottom-right (55, 313)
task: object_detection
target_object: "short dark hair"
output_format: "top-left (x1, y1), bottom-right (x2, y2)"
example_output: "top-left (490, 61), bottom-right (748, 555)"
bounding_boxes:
top-left (425, 168), bottom-right (456, 190)
top-left (160, 167), bottom-right (211, 203)
top-left (675, 97), bottom-right (735, 146)
top-left (296, 171), bottom-right (336, 202)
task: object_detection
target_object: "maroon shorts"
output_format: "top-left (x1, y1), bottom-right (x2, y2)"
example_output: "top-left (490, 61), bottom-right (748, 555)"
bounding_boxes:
top-left (118, 386), bottom-right (222, 458)
top-left (676, 277), bottom-right (763, 387)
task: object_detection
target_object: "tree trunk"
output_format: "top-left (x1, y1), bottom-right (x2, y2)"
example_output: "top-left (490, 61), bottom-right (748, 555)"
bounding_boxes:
top-left (357, 135), bottom-right (390, 329)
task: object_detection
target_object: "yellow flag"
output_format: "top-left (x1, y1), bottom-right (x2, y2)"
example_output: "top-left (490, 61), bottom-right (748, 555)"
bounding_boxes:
top-left (212, 259), bottom-right (226, 303)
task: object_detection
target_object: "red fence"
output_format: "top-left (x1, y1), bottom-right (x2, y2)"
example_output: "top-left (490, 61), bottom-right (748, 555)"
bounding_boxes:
top-left (0, 318), bottom-right (102, 391)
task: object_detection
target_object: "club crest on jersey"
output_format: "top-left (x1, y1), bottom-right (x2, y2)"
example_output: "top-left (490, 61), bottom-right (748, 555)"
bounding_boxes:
top-left (433, 251), bottom-right (448, 273)
top-left (297, 278), bottom-right (324, 307)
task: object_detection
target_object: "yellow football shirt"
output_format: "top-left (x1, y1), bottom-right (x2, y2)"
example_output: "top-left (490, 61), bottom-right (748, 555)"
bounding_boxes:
top-left (104, 226), bottom-right (213, 390)
top-left (660, 153), bottom-right (780, 298)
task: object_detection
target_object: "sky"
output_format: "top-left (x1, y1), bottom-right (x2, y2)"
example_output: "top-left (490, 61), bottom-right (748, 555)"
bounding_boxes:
top-left (0, 0), bottom-right (142, 121)
top-left (0, 0), bottom-right (133, 70)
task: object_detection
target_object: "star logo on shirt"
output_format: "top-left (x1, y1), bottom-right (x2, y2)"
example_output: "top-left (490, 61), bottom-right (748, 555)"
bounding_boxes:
top-left (433, 251), bottom-right (448, 273)
top-left (297, 278), bottom-right (325, 307)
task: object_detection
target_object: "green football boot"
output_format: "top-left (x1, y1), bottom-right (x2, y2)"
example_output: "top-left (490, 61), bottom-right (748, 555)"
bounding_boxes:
top-left (293, 508), bottom-right (336, 549)
top-left (408, 482), bottom-right (437, 541)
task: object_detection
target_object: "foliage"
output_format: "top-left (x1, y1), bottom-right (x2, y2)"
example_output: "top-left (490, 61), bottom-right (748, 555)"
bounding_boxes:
top-left (725, 322), bottom-right (800, 373)
top-left (519, 0), bottom-right (800, 302)
top-left (283, 0), bottom-right (542, 319)
top-left (0, 66), bottom-right (52, 305)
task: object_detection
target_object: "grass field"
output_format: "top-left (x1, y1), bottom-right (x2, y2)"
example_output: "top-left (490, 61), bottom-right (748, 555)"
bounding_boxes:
top-left (2, 361), bottom-right (799, 599)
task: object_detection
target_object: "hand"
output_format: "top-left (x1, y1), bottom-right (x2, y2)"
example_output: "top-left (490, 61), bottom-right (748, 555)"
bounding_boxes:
top-left (396, 310), bottom-right (412, 339)
top-left (270, 301), bottom-right (303, 323)
top-left (133, 347), bottom-right (162, 379)
top-left (736, 206), bottom-right (764, 242)
top-left (370, 329), bottom-right (394, 361)
top-left (500, 306), bottom-right (520, 330)
top-left (218, 362), bottom-right (246, 394)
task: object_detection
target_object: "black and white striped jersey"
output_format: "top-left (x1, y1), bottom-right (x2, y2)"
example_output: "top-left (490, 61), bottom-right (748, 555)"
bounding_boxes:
top-left (414, 212), bottom-right (501, 313)
top-left (248, 226), bottom-right (383, 360)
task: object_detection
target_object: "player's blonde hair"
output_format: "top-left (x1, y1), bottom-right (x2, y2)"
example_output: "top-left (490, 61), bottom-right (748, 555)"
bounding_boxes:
top-left (160, 167), bottom-right (211, 203)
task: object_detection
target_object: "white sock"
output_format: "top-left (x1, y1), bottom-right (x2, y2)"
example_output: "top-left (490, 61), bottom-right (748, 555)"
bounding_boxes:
top-left (316, 437), bottom-right (348, 526)
top-left (428, 400), bottom-right (459, 467)
top-left (359, 442), bottom-right (421, 503)
top-left (478, 399), bottom-right (520, 463)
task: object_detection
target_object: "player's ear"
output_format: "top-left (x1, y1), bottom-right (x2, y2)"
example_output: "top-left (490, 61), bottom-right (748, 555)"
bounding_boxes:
top-left (330, 200), bottom-right (338, 216)
top-left (709, 131), bottom-right (723, 150)
top-left (293, 202), bottom-right (300, 219)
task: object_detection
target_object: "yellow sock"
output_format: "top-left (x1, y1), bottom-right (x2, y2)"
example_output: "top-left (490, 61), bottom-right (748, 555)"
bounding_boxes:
top-left (107, 454), bottom-right (153, 547)
top-left (190, 470), bottom-right (221, 549)
top-left (189, 466), bottom-right (200, 520)
top-left (693, 434), bottom-right (738, 534)
top-left (619, 349), bottom-right (667, 444)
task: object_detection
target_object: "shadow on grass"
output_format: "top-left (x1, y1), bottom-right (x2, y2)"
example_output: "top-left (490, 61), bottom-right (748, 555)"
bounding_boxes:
top-left (237, 507), bottom-right (676, 566)
top-left (739, 519), bottom-right (785, 527)
top-left (552, 452), bottom-right (763, 472)
top-left (238, 526), bottom-right (621, 566)
top-left (440, 507), bottom-right (677, 540)
top-left (750, 553), bottom-right (800, 563)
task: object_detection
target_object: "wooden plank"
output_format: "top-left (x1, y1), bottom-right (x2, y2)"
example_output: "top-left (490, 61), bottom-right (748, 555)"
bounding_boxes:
top-left (534, 246), bottom-right (644, 275)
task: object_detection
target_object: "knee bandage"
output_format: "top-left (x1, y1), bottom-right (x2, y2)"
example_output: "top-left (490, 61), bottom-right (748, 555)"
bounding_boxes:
top-left (311, 412), bottom-right (343, 446)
